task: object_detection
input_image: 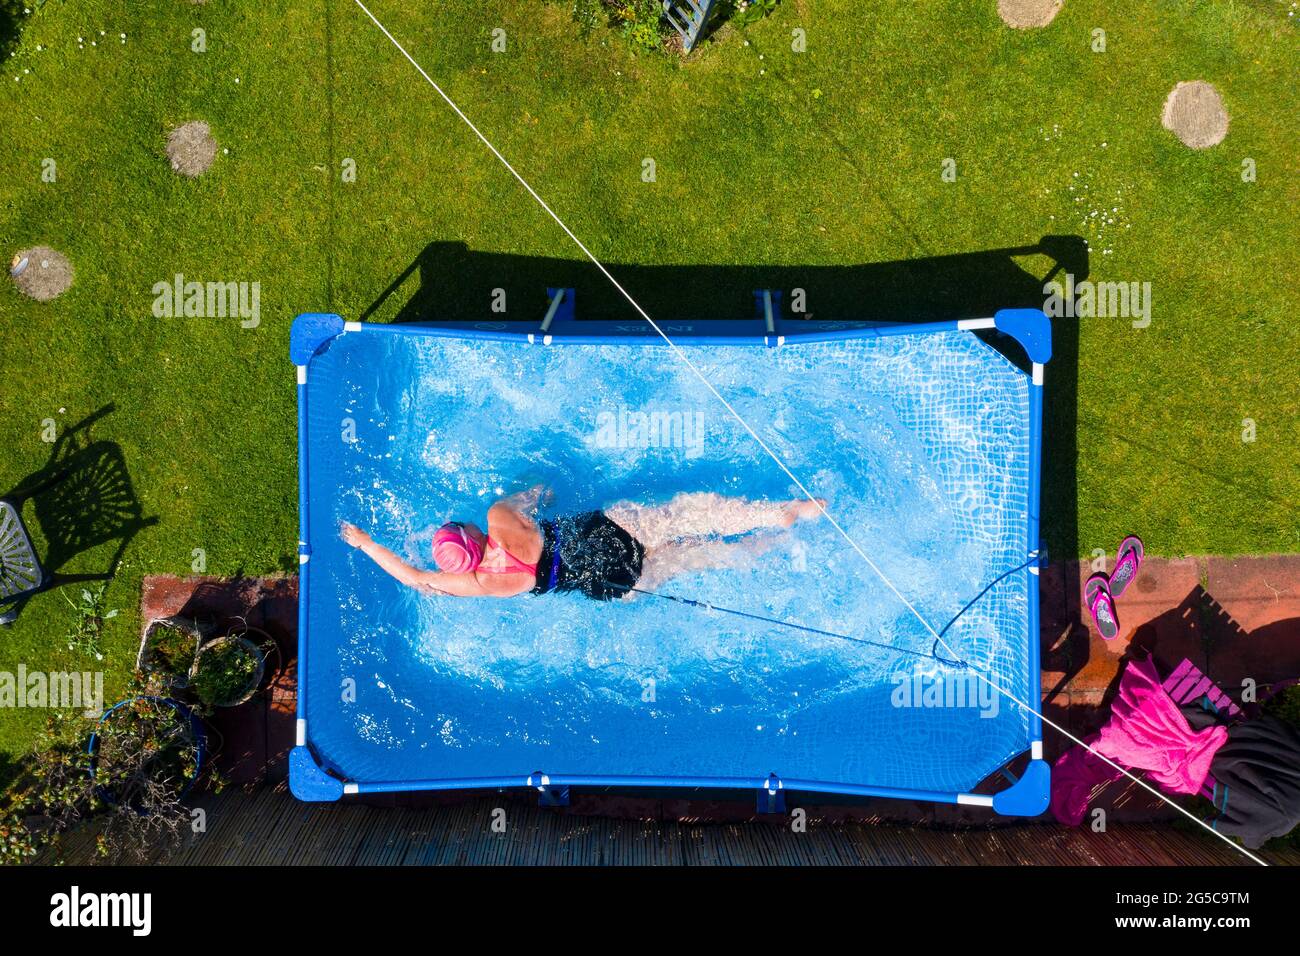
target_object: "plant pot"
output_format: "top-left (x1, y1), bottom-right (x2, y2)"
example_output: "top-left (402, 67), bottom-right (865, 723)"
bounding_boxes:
top-left (230, 623), bottom-right (282, 680)
top-left (137, 616), bottom-right (205, 691)
top-left (87, 697), bottom-right (206, 808)
top-left (190, 634), bottom-right (266, 709)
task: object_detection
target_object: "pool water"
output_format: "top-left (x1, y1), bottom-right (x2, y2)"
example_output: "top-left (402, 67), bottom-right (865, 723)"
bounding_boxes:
top-left (304, 328), bottom-right (1032, 792)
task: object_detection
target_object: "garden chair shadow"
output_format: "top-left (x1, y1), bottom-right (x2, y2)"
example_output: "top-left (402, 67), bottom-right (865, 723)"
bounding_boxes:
top-left (0, 405), bottom-right (157, 625)
top-left (1050, 584), bottom-right (1300, 744)
top-left (1126, 585), bottom-right (1300, 711)
top-left (1048, 587), bottom-right (1300, 821)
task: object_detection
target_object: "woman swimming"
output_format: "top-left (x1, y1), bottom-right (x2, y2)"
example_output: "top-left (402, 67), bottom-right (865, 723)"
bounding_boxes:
top-left (340, 485), bottom-right (825, 601)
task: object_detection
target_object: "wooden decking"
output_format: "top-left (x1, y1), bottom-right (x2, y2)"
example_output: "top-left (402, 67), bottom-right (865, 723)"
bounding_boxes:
top-left (45, 786), bottom-right (1299, 866)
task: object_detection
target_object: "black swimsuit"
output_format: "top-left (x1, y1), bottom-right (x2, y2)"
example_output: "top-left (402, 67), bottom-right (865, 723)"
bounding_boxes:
top-left (532, 511), bottom-right (645, 601)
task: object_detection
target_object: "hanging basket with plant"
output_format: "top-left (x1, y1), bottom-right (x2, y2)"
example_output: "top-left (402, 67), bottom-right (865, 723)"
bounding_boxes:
top-left (190, 631), bottom-right (267, 709)
top-left (137, 616), bottom-right (205, 691)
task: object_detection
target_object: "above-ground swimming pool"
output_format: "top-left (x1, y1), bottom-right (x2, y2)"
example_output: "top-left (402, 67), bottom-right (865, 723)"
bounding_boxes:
top-left (290, 304), bottom-right (1051, 815)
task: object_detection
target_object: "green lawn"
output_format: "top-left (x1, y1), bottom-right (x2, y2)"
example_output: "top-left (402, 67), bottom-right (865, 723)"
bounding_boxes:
top-left (0, 0), bottom-right (1296, 772)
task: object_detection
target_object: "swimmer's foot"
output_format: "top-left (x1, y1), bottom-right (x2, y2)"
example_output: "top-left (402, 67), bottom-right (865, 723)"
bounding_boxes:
top-left (780, 498), bottom-right (827, 527)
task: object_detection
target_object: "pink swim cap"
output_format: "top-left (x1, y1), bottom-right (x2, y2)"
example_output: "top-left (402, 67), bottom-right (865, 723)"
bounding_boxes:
top-left (432, 522), bottom-right (482, 573)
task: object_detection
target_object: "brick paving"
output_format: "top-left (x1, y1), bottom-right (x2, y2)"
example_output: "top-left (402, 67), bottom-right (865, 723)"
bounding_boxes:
top-left (140, 575), bottom-right (297, 788)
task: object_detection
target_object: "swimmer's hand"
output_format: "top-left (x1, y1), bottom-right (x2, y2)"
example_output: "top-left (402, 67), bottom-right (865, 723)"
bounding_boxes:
top-left (340, 522), bottom-right (371, 548)
top-left (342, 523), bottom-right (492, 597)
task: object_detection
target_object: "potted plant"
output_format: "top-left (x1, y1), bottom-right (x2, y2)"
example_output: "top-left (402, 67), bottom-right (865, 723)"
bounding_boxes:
top-left (189, 627), bottom-right (267, 709)
top-left (87, 696), bottom-right (207, 860)
top-left (137, 616), bottom-right (204, 691)
top-left (1, 696), bottom-right (208, 863)
top-left (89, 697), bottom-right (206, 807)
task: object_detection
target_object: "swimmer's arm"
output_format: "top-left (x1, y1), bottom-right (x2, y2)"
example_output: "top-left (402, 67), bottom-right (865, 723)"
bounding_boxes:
top-left (341, 522), bottom-right (489, 597)
top-left (409, 570), bottom-right (490, 598)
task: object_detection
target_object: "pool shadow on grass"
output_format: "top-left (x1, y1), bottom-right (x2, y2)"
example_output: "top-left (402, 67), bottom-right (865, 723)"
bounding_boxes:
top-left (362, 236), bottom-right (1088, 329)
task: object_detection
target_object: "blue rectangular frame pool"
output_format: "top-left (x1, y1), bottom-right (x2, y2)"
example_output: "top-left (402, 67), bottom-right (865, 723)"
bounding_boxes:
top-left (288, 306), bottom-right (1052, 816)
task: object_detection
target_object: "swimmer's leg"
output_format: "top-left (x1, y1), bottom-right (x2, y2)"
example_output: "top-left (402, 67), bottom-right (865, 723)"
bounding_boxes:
top-left (606, 493), bottom-right (824, 549)
top-left (633, 532), bottom-right (782, 593)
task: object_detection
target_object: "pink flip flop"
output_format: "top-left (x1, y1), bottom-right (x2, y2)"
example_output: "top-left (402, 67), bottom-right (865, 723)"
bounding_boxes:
top-left (1084, 572), bottom-right (1121, 640)
top-left (1108, 535), bottom-right (1144, 599)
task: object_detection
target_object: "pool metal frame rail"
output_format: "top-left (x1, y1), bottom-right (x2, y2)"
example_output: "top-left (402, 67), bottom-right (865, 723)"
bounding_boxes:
top-left (289, 304), bottom-right (1053, 817)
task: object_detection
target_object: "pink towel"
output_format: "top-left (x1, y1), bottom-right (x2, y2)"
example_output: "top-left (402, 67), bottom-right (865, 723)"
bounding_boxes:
top-left (1051, 742), bottom-right (1124, 826)
top-left (1051, 658), bottom-right (1228, 826)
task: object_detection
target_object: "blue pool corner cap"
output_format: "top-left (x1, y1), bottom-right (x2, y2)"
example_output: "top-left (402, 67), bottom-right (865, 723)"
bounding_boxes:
top-left (993, 309), bottom-right (1052, 366)
top-left (291, 312), bottom-right (347, 366)
top-left (991, 758), bottom-right (1050, 817)
top-left (289, 746), bottom-right (344, 802)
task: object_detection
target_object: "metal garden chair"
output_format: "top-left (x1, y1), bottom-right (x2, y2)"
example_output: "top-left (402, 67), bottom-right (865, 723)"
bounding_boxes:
top-left (0, 500), bottom-right (42, 622)
top-left (662, 0), bottom-right (717, 52)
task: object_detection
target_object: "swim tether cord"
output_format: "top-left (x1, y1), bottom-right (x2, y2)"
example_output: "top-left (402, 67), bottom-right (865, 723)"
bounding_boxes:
top-left (602, 554), bottom-right (1040, 671)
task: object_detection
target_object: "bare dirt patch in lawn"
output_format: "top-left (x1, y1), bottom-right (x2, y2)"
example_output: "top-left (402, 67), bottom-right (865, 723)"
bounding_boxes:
top-left (11, 246), bottom-right (74, 300)
top-left (166, 121), bottom-right (218, 177)
top-left (997, 0), bottom-right (1063, 28)
top-left (1161, 80), bottom-right (1229, 149)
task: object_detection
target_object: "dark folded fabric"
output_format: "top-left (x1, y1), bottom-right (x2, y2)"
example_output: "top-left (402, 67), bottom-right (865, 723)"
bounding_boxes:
top-left (1205, 714), bottom-right (1300, 849)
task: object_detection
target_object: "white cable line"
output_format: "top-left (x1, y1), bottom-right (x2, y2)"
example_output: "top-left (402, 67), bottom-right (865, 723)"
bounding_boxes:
top-left (351, 0), bottom-right (936, 640)
top-left (351, 0), bottom-right (1267, 867)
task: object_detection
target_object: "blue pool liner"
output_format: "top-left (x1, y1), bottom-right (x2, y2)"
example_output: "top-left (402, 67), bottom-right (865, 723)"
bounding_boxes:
top-left (289, 308), bottom-right (1052, 816)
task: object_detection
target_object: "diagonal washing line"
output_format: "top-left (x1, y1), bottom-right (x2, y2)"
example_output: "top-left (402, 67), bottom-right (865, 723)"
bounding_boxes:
top-left (349, 0), bottom-right (1267, 866)
top-left (350, 0), bottom-right (941, 643)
